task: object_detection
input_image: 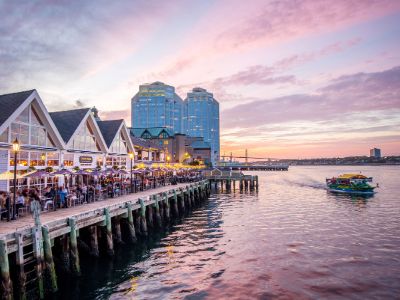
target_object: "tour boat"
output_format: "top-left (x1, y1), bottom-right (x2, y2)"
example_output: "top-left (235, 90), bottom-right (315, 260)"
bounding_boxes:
top-left (326, 173), bottom-right (377, 195)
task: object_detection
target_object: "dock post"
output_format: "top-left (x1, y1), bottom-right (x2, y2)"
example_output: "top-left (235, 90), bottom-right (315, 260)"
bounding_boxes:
top-left (68, 218), bottom-right (81, 275)
top-left (163, 192), bottom-right (170, 222)
top-left (0, 239), bottom-right (13, 300)
top-left (256, 175), bottom-right (259, 191)
top-left (139, 198), bottom-right (148, 236)
top-left (89, 226), bottom-right (100, 257)
top-left (179, 188), bottom-right (185, 213)
top-left (15, 233), bottom-right (26, 300)
top-left (32, 226), bottom-right (45, 299)
top-left (113, 216), bottom-right (124, 244)
top-left (240, 179), bottom-right (243, 191)
top-left (126, 203), bottom-right (137, 243)
top-left (61, 236), bottom-right (70, 273)
top-left (173, 190), bottom-right (179, 217)
top-left (104, 208), bottom-right (115, 256)
top-left (42, 225), bottom-right (58, 292)
top-left (154, 195), bottom-right (162, 228)
top-left (147, 198), bottom-right (154, 228)
top-left (185, 186), bottom-right (191, 210)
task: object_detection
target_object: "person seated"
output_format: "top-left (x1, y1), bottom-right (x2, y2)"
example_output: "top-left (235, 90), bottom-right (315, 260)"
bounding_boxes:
top-left (0, 192), bottom-right (8, 220)
top-left (15, 191), bottom-right (25, 216)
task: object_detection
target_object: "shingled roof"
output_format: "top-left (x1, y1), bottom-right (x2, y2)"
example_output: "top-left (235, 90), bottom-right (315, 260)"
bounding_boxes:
top-left (49, 108), bottom-right (90, 143)
top-left (0, 90), bottom-right (35, 126)
top-left (130, 135), bottom-right (163, 150)
top-left (97, 120), bottom-right (123, 147)
top-left (130, 127), bottom-right (174, 138)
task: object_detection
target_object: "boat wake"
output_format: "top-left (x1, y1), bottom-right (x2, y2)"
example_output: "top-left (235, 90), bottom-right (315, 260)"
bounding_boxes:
top-left (281, 178), bottom-right (327, 190)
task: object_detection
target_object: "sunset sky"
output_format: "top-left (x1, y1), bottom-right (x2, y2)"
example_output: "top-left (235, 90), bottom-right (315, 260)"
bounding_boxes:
top-left (1, 0), bottom-right (399, 158)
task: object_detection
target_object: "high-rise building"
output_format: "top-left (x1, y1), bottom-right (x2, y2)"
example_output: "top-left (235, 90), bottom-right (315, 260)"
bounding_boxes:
top-left (131, 82), bottom-right (184, 134)
top-left (370, 148), bottom-right (381, 158)
top-left (184, 87), bottom-right (220, 164)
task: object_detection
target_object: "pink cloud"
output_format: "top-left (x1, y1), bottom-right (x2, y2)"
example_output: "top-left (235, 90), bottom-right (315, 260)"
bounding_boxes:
top-left (221, 66), bottom-right (400, 128)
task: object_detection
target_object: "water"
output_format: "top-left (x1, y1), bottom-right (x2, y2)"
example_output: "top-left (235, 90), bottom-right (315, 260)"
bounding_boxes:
top-left (60, 166), bottom-right (400, 299)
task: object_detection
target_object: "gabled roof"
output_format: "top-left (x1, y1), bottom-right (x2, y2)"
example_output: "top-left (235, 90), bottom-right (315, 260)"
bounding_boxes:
top-left (191, 140), bottom-right (211, 149)
top-left (0, 90), bottom-right (35, 126)
top-left (130, 135), bottom-right (164, 150)
top-left (97, 120), bottom-right (124, 147)
top-left (130, 127), bottom-right (174, 139)
top-left (0, 89), bottom-right (66, 149)
top-left (49, 108), bottom-right (90, 143)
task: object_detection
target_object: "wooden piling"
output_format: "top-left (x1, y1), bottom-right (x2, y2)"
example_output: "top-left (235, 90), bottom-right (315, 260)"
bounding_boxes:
top-left (113, 216), bottom-right (123, 244)
top-left (125, 203), bottom-right (137, 243)
top-left (68, 218), bottom-right (81, 275)
top-left (15, 233), bottom-right (26, 300)
top-left (179, 189), bottom-right (185, 213)
top-left (32, 226), bottom-right (44, 299)
top-left (42, 225), bottom-right (58, 292)
top-left (154, 195), bottom-right (162, 228)
top-left (146, 201), bottom-right (154, 229)
top-left (163, 192), bottom-right (170, 221)
top-left (0, 239), bottom-right (13, 300)
top-left (61, 236), bottom-right (70, 273)
top-left (173, 190), bottom-right (179, 217)
top-left (89, 226), bottom-right (99, 257)
top-left (139, 198), bottom-right (148, 236)
top-left (104, 208), bottom-right (114, 256)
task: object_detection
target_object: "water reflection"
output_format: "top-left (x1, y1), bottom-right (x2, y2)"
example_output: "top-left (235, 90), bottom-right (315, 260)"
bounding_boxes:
top-left (59, 166), bottom-right (400, 299)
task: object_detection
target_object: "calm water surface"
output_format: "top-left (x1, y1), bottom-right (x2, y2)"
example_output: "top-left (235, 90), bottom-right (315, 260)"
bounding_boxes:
top-left (61, 166), bottom-right (400, 299)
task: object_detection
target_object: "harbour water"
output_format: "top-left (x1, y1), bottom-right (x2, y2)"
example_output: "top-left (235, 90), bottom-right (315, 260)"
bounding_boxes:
top-left (59, 166), bottom-right (400, 299)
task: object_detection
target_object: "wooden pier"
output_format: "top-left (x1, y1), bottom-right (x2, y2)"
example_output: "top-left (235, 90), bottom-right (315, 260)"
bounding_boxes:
top-left (0, 180), bottom-right (210, 300)
top-left (205, 170), bottom-right (259, 192)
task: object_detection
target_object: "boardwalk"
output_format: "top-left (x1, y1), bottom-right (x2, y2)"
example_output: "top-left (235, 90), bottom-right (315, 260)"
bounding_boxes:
top-left (0, 181), bottom-right (197, 240)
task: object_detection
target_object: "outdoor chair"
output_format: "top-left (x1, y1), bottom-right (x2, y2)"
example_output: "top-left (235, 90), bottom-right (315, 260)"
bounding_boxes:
top-left (18, 206), bottom-right (29, 217)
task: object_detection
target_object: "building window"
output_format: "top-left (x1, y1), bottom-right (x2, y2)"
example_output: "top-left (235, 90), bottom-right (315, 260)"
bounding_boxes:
top-left (10, 151), bottom-right (29, 167)
top-left (29, 152), bottom-right (46, 167)
top-left (47, 152), bottom-right (59, 167)
top-left (10, 105), bottom-right (53, 147)
top-left (0, 128), bottom-right (8, 143)
top-left (109, 132), bottom-right (128, 154)
top-left (72, 121), bottom-right (100, 151)
top-left (106, 156), bottom-right (113, 167)
top-left (63, 153), bottom-right (74, 167)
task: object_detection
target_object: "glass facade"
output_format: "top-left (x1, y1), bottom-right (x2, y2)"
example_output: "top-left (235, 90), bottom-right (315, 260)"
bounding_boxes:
top-left (185, 88), bottom-right (220, 165)
top-left (131, 82), bottom-right (184, 134)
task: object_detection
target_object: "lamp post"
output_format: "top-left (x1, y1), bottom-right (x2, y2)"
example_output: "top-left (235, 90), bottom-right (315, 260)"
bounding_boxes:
top-left (129, 152), bottom-right (134, 193)
top-left (11, 138), bottom-right (20, 220)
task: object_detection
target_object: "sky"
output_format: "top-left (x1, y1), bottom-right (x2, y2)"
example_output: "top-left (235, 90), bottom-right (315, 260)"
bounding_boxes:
top-left (1, 0), bottom-right (399, 159)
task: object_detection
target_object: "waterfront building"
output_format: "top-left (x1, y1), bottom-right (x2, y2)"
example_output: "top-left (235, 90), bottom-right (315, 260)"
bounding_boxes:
top-left (184, 87), bottom-right (220, 165)
top-left (370, 148), bottom-right (381, 158)
top-left (130, 135), bottom-right (165, 163)
top-left (131, 127), bottom-right (211, 164)
top-left (185, 137), bottom-right (211, 165)
top-left (131, 81), bottom-right (184, 134)
top-left (97, 119), bottom-right (135, 169)
top-left (0, 90), bottom-right (66, 191)
top-left (49, 108), bottom-right (109, 172)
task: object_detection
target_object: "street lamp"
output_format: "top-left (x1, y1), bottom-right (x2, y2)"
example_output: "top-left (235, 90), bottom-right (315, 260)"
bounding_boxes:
top-left (11, 138), bottom-right (20, 221)
top-left (129, 152), bottom-right (134, 193)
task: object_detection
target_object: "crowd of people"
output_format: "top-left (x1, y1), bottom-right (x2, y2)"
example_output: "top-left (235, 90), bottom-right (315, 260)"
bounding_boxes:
top-left (0, 171), bottom-right (202, 221)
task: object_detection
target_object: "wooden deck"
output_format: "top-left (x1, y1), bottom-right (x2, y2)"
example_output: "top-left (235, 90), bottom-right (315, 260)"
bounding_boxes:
top-left (0, 181), bottom-right (203, 250)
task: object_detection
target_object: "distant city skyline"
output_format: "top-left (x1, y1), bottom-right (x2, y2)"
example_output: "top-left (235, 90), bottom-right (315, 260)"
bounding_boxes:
top-left (1, 0), bottom-right (399, 158)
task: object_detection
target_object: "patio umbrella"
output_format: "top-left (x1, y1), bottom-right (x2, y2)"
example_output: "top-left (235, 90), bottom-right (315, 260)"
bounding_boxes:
top-left (119, 169), bottom-right (128, 175)
top-left (90, 170), bottom-right (104, 176)
top-left (104, 168), bottom-right (118, 175)
top-left (74, 170), bottom-right (91, 175)
top-left (24, 170), bottom-right (50, 178)
top-left (52, 169), bottom-right (73, 175)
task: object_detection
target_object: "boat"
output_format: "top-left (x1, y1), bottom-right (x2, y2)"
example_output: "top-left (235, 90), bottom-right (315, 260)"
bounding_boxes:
top-left (326, 173), bottom-right (377, 195)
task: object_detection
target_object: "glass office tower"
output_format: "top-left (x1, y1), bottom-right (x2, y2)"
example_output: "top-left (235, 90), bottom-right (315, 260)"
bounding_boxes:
top-left (131, 82), bottom-right (184, 133)
top-left (185, 88), bottom-right (220, 165)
